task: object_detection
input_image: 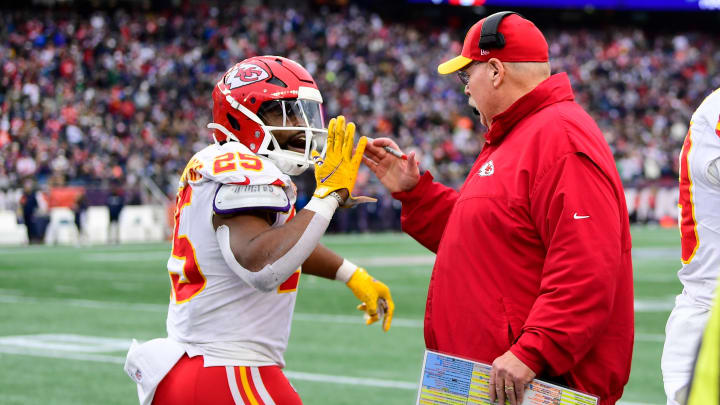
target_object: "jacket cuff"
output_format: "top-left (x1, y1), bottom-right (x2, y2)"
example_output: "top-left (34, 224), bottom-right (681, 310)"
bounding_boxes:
top-left (391, 172), bottom-right (434, 202)
top-left (510, 333), bottom-right (548, 376)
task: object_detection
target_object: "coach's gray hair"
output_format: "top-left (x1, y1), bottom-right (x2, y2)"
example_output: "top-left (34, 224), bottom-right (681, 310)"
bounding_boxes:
top-left (504, 62), bottom-right (551, 79)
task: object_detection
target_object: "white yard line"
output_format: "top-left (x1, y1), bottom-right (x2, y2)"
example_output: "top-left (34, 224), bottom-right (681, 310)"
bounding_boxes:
top-left (0, 294), bottom-right (672, 339)
top-left (0, 294), bottom-right (168, 312)
top-left (617, 402), bottom-right (661, 405)
top-left (283, 371), bottom-right (417, 390)
top-left (292, 313), bottom-right (423, 328)
top-left (0, 337), bottom-right (661, 402)
top-left (634, 299), bottom-right (676, 312)
top-left (635, 333), bottom-right (665, 342)
top-left (76, 253), bottom-right (437, 267)
top-left (0, 343), bottom-right (418, 390)
top-left (0, 293), bottom-right (679, 314)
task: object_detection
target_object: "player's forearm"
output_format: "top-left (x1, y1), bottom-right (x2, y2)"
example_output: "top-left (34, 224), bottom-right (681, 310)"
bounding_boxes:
top-left (302, 243), bottom-right (344, 279)
top-left (218, 207), bottom-right (335, 292)
top-left (227, 194), bottom-right (342, 271)
top-left (236, 209), bottom-right (319, 271)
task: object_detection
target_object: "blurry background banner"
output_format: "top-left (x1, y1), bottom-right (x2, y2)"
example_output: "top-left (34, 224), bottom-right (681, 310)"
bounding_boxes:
top-left (409, 0), bottom-right (720, 11)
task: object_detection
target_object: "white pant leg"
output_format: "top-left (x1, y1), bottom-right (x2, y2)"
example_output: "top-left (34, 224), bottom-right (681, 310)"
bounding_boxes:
top-left (661, 291), bottom-right (711, 405)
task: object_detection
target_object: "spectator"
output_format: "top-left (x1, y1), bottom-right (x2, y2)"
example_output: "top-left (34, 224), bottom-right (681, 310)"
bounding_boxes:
top-left (18, 179), bottom-right (39, 243)
top-left (107, 185), bottom-right (124, 243)
top-left (73, 190), bottom-right (88, 243)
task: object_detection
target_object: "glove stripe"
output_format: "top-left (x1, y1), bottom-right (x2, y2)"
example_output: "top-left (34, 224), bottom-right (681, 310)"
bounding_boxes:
top-left (320, 158), bottom-right (344, 183)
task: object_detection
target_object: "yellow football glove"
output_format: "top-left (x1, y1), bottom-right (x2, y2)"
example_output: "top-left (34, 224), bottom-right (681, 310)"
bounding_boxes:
top-left (312, 115), bottom-right (376, 206)
top-left (346, 268), bottom-right (394, 332)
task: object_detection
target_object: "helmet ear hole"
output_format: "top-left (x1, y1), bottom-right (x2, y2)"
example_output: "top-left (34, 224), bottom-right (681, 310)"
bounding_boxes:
top-left (267, 76), bottom-right (287, 88)
top-left (226, 113), bottom-right (242, 131)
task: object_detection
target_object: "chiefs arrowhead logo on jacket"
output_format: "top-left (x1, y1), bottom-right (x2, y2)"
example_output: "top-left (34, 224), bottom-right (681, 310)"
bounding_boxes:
top-left (478, 160), bottom-right (494, 177)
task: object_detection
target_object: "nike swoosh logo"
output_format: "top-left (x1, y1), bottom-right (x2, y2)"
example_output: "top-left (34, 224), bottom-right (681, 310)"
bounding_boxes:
top-left (573, 213), bottom-right (590, 219)
top-left (321, 159), bottom-right (343, 183)
top-left (229, 176), bottom-right (250, 185)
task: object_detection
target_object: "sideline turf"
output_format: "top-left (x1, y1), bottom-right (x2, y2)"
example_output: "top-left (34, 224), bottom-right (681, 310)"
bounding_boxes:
top-left (0, 227), bottom-right (681, 404)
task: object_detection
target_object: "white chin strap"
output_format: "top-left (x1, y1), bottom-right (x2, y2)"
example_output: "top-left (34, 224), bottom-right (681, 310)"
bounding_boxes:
top-left (207, 123), bottom-right (240, 144)
top-left (268, 157), bottom-right (309, 176)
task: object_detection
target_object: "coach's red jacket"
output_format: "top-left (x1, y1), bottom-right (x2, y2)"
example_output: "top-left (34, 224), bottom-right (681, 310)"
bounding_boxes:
top-left (393, 73), bottom-right (634, 404)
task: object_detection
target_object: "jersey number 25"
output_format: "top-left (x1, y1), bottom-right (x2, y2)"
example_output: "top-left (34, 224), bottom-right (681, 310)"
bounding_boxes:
top-left (168, 185), bottom-right (207, 303)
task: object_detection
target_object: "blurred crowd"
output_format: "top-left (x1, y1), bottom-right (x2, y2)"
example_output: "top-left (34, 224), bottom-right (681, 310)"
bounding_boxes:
top-left (1, 3), bottom-right (718, 231)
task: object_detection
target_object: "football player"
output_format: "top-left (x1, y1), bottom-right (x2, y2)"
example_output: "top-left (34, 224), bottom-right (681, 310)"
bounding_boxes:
top-left (124, 56), bottom-right (394, 405)
top-left (662, 87), bottom-right (720, 405)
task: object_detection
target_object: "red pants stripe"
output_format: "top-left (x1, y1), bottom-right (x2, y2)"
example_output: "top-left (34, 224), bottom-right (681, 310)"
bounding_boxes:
top-left (152, 354), bottom-right (302, 405)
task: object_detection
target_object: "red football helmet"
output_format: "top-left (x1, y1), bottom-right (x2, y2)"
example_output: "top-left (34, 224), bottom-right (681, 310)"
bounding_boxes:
top-left (208, 56), bottom-right (327, 175)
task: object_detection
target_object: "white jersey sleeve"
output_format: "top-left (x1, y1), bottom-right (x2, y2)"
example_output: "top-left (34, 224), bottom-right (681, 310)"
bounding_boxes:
top-left (677, 87), bottom-right (720, 306)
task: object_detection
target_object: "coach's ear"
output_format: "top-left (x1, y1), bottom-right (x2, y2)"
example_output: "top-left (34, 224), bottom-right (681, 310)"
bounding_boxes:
top-left (487, 58), bottom-right (505, 89)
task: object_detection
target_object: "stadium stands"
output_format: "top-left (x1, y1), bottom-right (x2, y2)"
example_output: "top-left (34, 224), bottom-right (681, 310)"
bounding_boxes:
top-left (1, 2), bottom-right (718, 238)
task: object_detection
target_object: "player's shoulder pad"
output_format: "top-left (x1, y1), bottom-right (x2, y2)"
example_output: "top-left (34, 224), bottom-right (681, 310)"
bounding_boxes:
top-left (213, 183), bottom-right (291, 215)
top-left (693, 89), bottom-right (720, 132)
top-left (196, 142), bottom-right (288, 186)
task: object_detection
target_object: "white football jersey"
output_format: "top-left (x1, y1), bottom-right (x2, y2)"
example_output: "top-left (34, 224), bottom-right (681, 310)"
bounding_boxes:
top-left (165, 141), bottom-right (300, 367)
top-left (678, 88), bottom-right (720, 307)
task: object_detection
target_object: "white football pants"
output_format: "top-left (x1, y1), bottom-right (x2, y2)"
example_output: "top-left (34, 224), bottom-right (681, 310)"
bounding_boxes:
top-left (661, 290), bottom-right (711, 405)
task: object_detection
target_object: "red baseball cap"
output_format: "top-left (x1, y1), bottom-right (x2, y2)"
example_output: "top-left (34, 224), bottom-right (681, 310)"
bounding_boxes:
top-left (437, 13), bottom-right (549, 75)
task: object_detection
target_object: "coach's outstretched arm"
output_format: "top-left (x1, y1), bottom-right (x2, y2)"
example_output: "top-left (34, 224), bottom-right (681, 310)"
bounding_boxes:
top-left (213, 116), bottom-right (367, 292)
top-left (363, 138), bottom-right (459, 253)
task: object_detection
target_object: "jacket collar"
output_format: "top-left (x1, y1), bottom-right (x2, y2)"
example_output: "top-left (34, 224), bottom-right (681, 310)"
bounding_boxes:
top-left (485, 72), bottom-right (575, 144)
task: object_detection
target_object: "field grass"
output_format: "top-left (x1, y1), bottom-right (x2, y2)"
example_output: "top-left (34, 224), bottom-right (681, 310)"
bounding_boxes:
top-left (0, 226), bottom-right (682, 404)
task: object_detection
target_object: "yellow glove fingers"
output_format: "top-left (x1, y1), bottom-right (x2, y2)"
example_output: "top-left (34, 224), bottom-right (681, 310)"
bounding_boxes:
top-left (366, 313), bottom-right (379, 325)
top-left (342, 121), bottom-right (356, 162)
top-left (334, 115), bottom-right (345, 155)
top-left (382, 298), bottom-right (395, 332)
top-left (351, 136), bottom-right (368, 168)
top-left (326, 117), bottom-right (336, 156)
top-left (363, 292), bottom-right (379, 317)
top-left (311, 149), bottom-right (321, 164)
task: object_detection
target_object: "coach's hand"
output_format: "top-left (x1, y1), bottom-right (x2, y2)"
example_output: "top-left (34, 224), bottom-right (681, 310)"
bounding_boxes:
top-left (362, 138), bottom-right (420, 193)
top-left (346, 268), bottom-right (394, 332)
top-left (312, 116), bottom-right (375, 206)
top-left (488, 350), bottom-right (535, 405)
top-left (489, 351), bottom-right (536, 405)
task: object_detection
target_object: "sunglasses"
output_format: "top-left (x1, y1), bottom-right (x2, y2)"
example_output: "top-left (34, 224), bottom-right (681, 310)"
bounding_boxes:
top-left (457, 62), bottom-right (479, 85)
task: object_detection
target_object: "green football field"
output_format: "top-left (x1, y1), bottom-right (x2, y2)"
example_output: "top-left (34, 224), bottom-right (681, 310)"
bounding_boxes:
top-left (0, 226), bottom-right (681, 405)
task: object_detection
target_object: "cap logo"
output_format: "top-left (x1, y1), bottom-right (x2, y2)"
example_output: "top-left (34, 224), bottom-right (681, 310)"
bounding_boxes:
top-left (480, 49), bottom-right (490, 56)
top-left (225, 63), bottom-right (270, 89)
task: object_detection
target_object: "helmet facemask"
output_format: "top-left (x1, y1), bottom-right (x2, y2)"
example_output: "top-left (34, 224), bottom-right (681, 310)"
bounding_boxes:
top-left (256, 98), bottom-right (328, 176)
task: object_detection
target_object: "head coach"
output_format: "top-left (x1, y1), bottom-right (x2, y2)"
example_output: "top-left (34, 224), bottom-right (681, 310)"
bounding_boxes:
top-left (363, 12), bottom-right (634, 405)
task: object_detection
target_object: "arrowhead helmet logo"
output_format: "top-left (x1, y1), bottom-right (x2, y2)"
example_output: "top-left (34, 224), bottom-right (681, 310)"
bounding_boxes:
top-left (478, 160), bottom-right (494, 176)
top-left (225, 63), bottom-right (270, 89)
